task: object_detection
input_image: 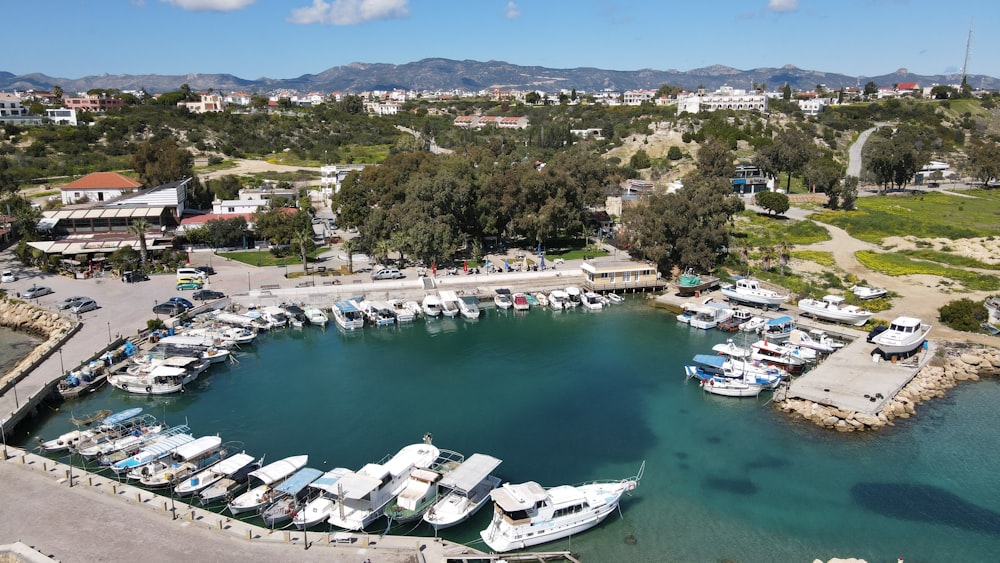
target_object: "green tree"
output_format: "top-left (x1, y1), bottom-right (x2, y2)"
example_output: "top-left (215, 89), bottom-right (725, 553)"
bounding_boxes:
top-left (967, 139), bottom-right (1000, 185)
top-left (202, 217), bottom-right (248, 249)
top-left (802, 156), bottom-right (844, 194)
top-left (127, 218), bottom-right (151, 265)
top-left (754, 191), bottom-right (790, 215)
top-left (863, 81), bottom-right (878, 97)
top-left (827, 176), bottom-right (859, 210)
top-left (782, 84), bottom-right (792, 101)
top-left (754, 129), bottom-right (815, 193)
top-left (290, 228), bottom-right (314, 274)
top-left (131, 137), bottom-right (194, 187)
top-left (667, 146), bottom-right (683, 160)
top-left (338, 95), bottom-right (364, 114)
top-left (777, 241), bottom-right (792, 278)
top-left (629, 149), bottom-right (651, 170)
top-left (341, 238), bottom-right (357, 274)
top-left (696, 138), bottom-right (735, 179)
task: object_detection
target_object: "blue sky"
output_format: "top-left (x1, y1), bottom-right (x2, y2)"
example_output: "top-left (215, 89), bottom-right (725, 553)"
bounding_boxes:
top-left (7, 0), bottom-right (998, 80)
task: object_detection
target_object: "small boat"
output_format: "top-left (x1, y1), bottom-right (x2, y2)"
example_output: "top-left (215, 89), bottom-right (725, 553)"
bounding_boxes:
top-left (228, 455), bottom-right (309, 515)
top-left (358, 299), bottom-right (395, 326)
top-left (532, 293), bottom-right (549, 308)
top-left (606, 293), bottom-right (625, 304)
top-left (750, 339), bottom-right (808, 373)
top-left (787, 329), bottom-right (844, 354)
top-left (422, 294), bottom-right (445, 317)
top-left (798, 295), bottom-right (874, 326)
top-left (438, 291), bottom-right (462, 317)
top-left (871, 316), bottom-right (932, 357)
top-left (564, 286), bottom-right (583, 308)
top-left (982, 322), bottom-right (1000, 336)
top-left (480, 462), bottom-right (644, 553)
top-left (757, 315), bottom-right (796, 342)
top-left (675, 268), bottom-right (720, 296)
top-left (547, 290), bottom-right (569, 310)
top-left (74, 414), bottom-right (161, 458)
top-left (260, 467), bottom-right (325, 528)
top-left (850, 285), bottom-right (888, 300)
top-left (384, 468), bottom-right (445, 524)
top-left (688, 303), bottom-right (732, 330)
top-left (303, 306), bottom-right (329, 327)
top-left (580, 291), bottom-right (604, 311)
top-left (110, 432), bottom-right (196, 475)
top-left (261, 306), bottom-right (290, 329)
top-left (86, 421), bottom-right (180, 464)
top-left (718, 309), bottom-right (752, 331)
top-left (493, 289), bottom-right (513, 310)
top-left (688, 354), bottom-right (787, 384)
top-left (692, 372), bottom-right (775, 397)
top-left (131, 435), bottom-right (225, 488)
top-left (283, 305), bottom-right (307, 328)
top-left (175, 452), bottom-right (257, 498)
top-left (512, 292), bottom-right (530, 311)
top-left (721, 278), bottom-right (789, 309)
top-left (185, 325), bottom-right (256, 347)
top-left (332, 301), bottom-right (365, 330)
top-left (404, 301), bottom-right (423, 319)
top-left (292, 467), bottom-right (353, 530)
top-left (524, 293), bottom-right (539, 307)
top-left (458, 295), bottom-right (481, 320)
top-left (423, 453), bottom-right (503, 531)
top-left (711, 339), bottom-right (752, 359)
top-left (40, 407), bottom-right (142, 453)
top-left (388, 299), bottom-right (415, 323)
top-left (197, 454), bottom-right (263, 505)
top-left (739, 315), bottom-right (767, 333)
top-left (108, 365), bottom-right (188, 395)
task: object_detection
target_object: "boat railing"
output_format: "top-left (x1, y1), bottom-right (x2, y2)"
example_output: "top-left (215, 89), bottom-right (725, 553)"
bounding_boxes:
top-left (571, 460), bottom-right (646, 489)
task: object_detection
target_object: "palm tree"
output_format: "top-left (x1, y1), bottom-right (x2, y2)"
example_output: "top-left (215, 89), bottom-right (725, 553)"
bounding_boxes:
top-left (341, 239), bottom-right (356, 274)
top-left (127, 218), bottom-right (151, 265)
top-left (778, 241), bottom-right (792, 278)
top-left (759, 245), bottom-right (775, 272)
top-left (291, 228), bottom-right (311, 274)
top-left (373, 239), bottom-right (391, 267)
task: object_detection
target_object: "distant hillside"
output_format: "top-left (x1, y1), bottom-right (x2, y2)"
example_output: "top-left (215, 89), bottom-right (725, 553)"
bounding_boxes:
top-left (2, 58), bottom-right (997, 94)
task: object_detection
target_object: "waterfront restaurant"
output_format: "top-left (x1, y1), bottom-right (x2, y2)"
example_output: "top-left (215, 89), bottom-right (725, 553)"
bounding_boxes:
top-left (580, 260), bottom-right (664, 293)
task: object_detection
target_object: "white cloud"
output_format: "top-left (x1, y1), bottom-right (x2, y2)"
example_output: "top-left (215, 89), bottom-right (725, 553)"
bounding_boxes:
top-left (289, 0), bottom-right (410, 26)
top-left (767, 0), bottom-right (798, 12)
top-left (160, 0), bottom-right (255, 11)
top-left (505, 1), bottom-right (521, 20)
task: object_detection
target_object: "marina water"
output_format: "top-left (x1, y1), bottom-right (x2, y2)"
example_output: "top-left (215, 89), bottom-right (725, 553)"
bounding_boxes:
top-left (13, 302), bottom-right (1000, 562)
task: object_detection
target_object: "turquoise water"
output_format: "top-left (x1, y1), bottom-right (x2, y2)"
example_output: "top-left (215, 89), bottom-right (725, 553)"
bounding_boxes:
top-left (15, 302), bottom-right (1000, 562)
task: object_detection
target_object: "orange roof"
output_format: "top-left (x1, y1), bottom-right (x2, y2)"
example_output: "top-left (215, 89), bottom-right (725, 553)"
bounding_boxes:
top-left (61, 172), bottom-right (142, 191)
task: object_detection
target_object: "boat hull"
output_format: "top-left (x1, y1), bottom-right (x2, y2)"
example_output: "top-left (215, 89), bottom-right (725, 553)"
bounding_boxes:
top-left (480, 498), bottom-right (619, 552)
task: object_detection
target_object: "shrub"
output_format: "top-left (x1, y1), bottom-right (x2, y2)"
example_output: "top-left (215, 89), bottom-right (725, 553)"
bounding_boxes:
top-left (938, 298), bottom-right (986, 332)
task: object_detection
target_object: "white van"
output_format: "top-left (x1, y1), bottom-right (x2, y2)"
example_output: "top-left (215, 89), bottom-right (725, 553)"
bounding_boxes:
top-left (176, 268), bottom-right (208, 281)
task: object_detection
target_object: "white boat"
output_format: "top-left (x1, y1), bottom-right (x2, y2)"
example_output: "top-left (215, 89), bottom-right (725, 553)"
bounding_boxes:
top-left (547, 290), bottom-right (569, 310)
top-left (384, 468), bottom-right (445, 524)
top-left (606, 293), bottom-right (624, 304)
top-left (74, 415), bottom-right (162, 459)
top-left (493, 289), bottom-right (513, 310)
top-left (292, 467), bottom-right (353, 530)
top-left (721, 278), bottom-right (789, 308)
top-left (511, 292), bottom-right (530, 311)
top-left (404, 300), bottom-right (423, 318)
top-left (480, 462), bottom-right (644, 553)
top-left (871, 316), bottom-right (932, 356)
top-left (175, 452), bottom-right (257, 497)
top-left (130, 435), bottom-right (224, 488)
top-left (750, 339), bottom-right (808, 373)
top-left (388, 299), bottom-right (415, 323)
top-left (564, 286), bottom-right (583, 308)
top-left (93, 424), bottom-right (189, 466)
top-left (303, 306), bottom-right (329, 327)
top-left (711, 339), bottom-right (752, 359)
top-left (261, 306), bottom-right (290, 329)
top-left (580, 291), bottom-right (604, 311)
top-left (787, 329), bottom-right (844, 354)
top-left (39, 407), bottom-right (143, 453)
top-left (283, 305), bottom-right (307, 328)
top-left (693, 372), bottom-right (774, 397)
top-left (757, 315), bottom-right (796, 342)
top-left (332, 301), bottom-right (365, 330)
top-left (260, 467), bottom-right (326, 529)
top-left (798, 295), bottom-right (874, 326)
top-left (688, 303), bottom-right (732, 329)
top-left (197, 455), bottom-right (264, 505)
top-left (438, 290), bottom-right (462, 317)
top-left (739, 315), bottom-right (767, 333)
top-left (228, 455), bottom-right (309, 515)
top-left (422, 294), bottom-right (444, 317)
top-left (185, 325), bottom-right (256, 347)
top-left (851, 285), bottom-right (888, 300)
top-left (458, 295), bottom-right (481, 320)
top-left (532, 293), bottom-right (550, 308)
top-left (108, 367), bottom-right (186, 395)
top-left (689, 354), bottom-right (787, 384)
top-left (358, 299), bottom-right (395, 326)
top-left (423, 453), bottom-right (502, 531)
top-left (327, 437), bottom-right (441, 531)
top-left (110, 432), bottom-right (196, 475)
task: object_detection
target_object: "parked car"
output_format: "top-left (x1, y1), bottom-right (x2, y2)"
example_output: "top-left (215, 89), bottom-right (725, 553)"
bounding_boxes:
top-left (176, 268), bottom-right (208, 281)
top-left (152, 302), bottom-right (186, 316)
top-left (192, 289), bottom-right (225, 301)
top-left (122, 271), bottom-right (149, 283)
top-left (175, 277), bottom-right (203, 291)
top-left (1, 270), bottom-right (16, 283)
top-left (371, 267), bottom-right (404, 280)
top-left (23, 285), bottom-right (54, 299)
top-left (168, 297), bottom-right (195, 309)
top-left (194, 265), bottom-right (216, 276)
top-left (69, 298), bottom-right (98, 314)
top-left (56, 296), bottom-right (88, 310)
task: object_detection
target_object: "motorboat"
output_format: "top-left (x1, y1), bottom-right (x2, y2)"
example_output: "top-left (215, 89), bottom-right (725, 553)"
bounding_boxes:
top-left (227, 455), bottom-right (309, 515)
top-left (108, 369), bottom-right (184, 395)
top-left (303, 306), bottom-right (329, 327)
top-left (261, 306), bottom-right (290, 329)
top-left (282, 305), bottom-right (307, 328)
top-left (798, 295), bottom-right (874, 326)
top-left (92, 423), bottom-right (188, 466)
top-left (532, 293), bottom-right (550, 308)
top-left (480, 462), bottom-right (644, 553)
top-left (358, 299), bottom-right (395, 326)
top-left (718, 308), bottom-right (752, 331)
top-left (580, 291), bottom-right (604, 311)
top-left (721, 278), bottom-right (789, 309)
top-left (404, 301), bottom-right (423, 319)
top-left (388, 299), bottom-right (415, 323)
top-left (687, 355), bottom-right (787, 387)
top-left (198, 455), bottom-right (264, 505)
top-left (39, 407), bottom-right (143, 453)
top-left (260, 467), bottom-right (325, 529)
top-left (525, 293), bottom-right (538, 307)
top-left (458, 295), bottom-right (481, 320)
top-left (871, 316), bottom-right (932, 357)
top-left (787, 329), bottom-right (844, 354)
top-left (131, 435), bottom-right (225, 488)
top-left (175, 452), bottom-right (258, 498)
top-left (512, 292), bottom-right (531, 311)
top-left (438, 290), bottom-right (462, 317)
top-left (688, 303), bottom-right (732, 329)
top-left (675, 268), bottom-right (720, 297)
top-left (292, 467), bottom-right (353, 530)
top-left (739, 315), bottom-right (767, 333)
top-left (74, 414), bottom-right (161, 459)
top-left (547, 290), bottom-right (569, 310)
top-left (422, 294), bottom-right (445, 317)
top-left (606, 293), bottom-right (625, 304)
top-left (423, 453), bottom-right (502, 531)
top-left (750, 339), bottom-right (808, 373)
top-left (493, 289), bottom-right (513, 310)
top-left (757, 316), bottom-right (796, 342)
top-left (564, 286), bottom-right (583, 308)
top-left (110, 432), bottom-right (196, 475)
top-left (693, 372), bottom-right (776, 397)
top-left (184, 325), bottom-right (256, 347)
top-left (711, 339), bottom-right (752, 359)
top-left (332, 301), bottom-right (365, 330)
top-left (851, 285), bottom-right (888, 300)
top-left (327, 436), bottom-right (441, 531)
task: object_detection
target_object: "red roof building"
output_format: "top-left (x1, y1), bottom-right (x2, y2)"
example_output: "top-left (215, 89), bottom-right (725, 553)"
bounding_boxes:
top-left (60, 172), bottom-right (142, 205)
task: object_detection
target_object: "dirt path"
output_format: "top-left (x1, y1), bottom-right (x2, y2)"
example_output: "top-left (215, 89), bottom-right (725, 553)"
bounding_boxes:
top-left (197, 159), bottom-right (318, 182)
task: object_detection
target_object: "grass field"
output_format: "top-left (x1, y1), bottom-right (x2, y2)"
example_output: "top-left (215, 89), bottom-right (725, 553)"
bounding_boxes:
top-left (730, 211), bottom-right (831, 248)
top-left (218, 249), bottom-right (324, 268)
top-left (855, 250), bottom-right (1000, 291)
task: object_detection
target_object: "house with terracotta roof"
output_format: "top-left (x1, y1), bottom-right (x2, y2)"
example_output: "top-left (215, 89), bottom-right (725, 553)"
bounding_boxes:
top-left (60, 172), bottom-right (143, 205)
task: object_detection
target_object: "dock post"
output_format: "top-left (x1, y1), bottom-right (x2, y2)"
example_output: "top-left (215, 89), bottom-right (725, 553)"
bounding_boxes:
top-left (42, 462), bottom-right (47, 472)
top-left (112, 484), bottom-right (117, 495)
top-left (283, 531), bottom-right (290, 543)
top-left (245, 529), bottom-right (252, 541)
top-left (217, 519), bottom-right (223, 530)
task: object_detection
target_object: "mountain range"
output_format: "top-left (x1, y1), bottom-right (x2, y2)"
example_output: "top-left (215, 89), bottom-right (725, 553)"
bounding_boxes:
top-left (2, 58), bottom-right (997, 95)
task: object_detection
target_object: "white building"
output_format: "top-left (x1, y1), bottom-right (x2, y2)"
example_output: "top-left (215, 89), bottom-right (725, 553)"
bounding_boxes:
top-left (212, 198), bottom-right (269, 215)
top-left (46, 108), bottom-right (78, 125)
top-left (623, 89), bottom-right (656, 106)
top-left (178, 93), bottom-right (225, 113)
top-left (676, 86), bottom-right (768, 114)
top-left (320, 164), bottom-right (368, 195)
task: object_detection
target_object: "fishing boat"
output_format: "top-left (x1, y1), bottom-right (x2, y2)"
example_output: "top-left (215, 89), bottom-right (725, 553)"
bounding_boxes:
top-left (303, 306), bottom-right (329, 327)
top-left (718, 308), bottom-right (752, 331)
top-left (739, 315), bottom-right (767, 333)
top-left (73, 414), bottom-right (161, 458)
top-left (404, 300), bottom-right (423, 319)
top-left (90, 422), bottom-right (186, 466)
top-left (675, 268), bottom-right (720, 296)
top-left (424, 453), bottom-right (503, 531)
top-left (685, 356), bottom-right (786, 391)
top-left (787, 329), bottom-right (844, 354)
top-left (480, 462), bottom-right (644, 553)
top-left (688, 303), bottom-right (732, 330)
top-left (292, 467), bottom-right (353, 530)
top-left (564, 286), bottom-right (583, 308)
top-left (358, 299), bottom-right (395, 326)
top-left (327, 435), bottom-right (441, 531)
top-left (39, 407), bottom-right (142, 453)
top-left (110, 432), bottom-right (196, 475)
top-left (198, 455), bottom-right (264, 505)
top-left (721, 278), bottom-right (789, 309)
top-left (532, 293), bottom-right (550, 308)
top-left (422, 294), bottom-right (445, 317)
top-left (282, 304), bottom-right (307, 328)
top-left (384, 468), bottom-right (445, 524)
top-left (871, 316), bottom-right (932, 357)
top-left (750, 339), bottom-right (808, 373)
top-left (388, 299), bottom-right (415, 323)
top-left (332, 301), bottom-right (365, 330)
top-left (493, 289), bottom-right (513, 310)
top-left (458, 295), bottom-right (481, 320)
top-left (175, 452), bottom-right (258, 498)
top-left (130, 435), bottom-right (225, 488)
top-left (850, 285), bottom-right (888, 300)
top-left (227, 455), bottom-right (309, 515)
top-left (438, 290), bottom-right (462, 317)
top-left (512, 292), bottom-right (531, 311)
top-left (798, 295), bottom-right (874, 326)
top-left (757, 315), bottom-right (796, 342)
top-left (259, 467), bottom-right (325, 528)
top-left (108, 365), bottom-right (186, 395)
top-left (692, 371), bottom-right (776, 397)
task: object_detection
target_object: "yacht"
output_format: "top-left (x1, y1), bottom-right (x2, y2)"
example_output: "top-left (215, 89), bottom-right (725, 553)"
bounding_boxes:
top-left (547, 290), bottom-right (569, 310)
top-left (388, 299), bottom-right (415, 323)
top-left (493, 289), bottom-right (513, 310)
top-left (480, 462), bottom-right (644, 553)
top-left (721, 278), bottom-right (789, 309)
top-left (564, 286), bottom-right (583, 308)
top-left (871, 316), bottom-right (932, 357)
top-left (798, 295), bottom-right (874, 326)
top-left (580, 292), bottom-right (604, 311)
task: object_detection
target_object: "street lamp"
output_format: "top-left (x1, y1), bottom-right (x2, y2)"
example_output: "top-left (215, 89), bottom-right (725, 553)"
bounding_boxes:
top-left (247, 272), bottom-right (251, 291)
top-left (58, 348), bottom-right (65, 376)
top-left (107, 321), bottom-right (112, 344)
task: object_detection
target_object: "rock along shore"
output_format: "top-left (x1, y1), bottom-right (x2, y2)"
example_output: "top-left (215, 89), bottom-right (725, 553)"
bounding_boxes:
top-left (773, 343), bottom-right (1000, 432)
top-left (0, 297), bottom-right (76, 387)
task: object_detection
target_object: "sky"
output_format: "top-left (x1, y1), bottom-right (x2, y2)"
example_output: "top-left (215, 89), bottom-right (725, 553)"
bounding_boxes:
top-left (6, 0), bottom-right (998, 81)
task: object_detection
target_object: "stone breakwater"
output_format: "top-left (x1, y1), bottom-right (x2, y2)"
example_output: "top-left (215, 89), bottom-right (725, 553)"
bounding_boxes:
top-left (0, 297), bottom-right (75, 386)
top-left (774, 343), bottom-right (1000, 432)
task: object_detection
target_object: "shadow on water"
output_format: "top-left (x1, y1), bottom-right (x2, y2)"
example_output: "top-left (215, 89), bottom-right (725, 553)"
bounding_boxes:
top-left (703, 476), bottom-right (758, 495)
top-left (743, 454), bottom-right (790, 471)
top-left (852, 482), bottom-right (1000, 536)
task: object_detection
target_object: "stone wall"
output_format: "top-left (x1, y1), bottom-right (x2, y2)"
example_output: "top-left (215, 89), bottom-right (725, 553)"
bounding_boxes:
top-left (774, 343), bottom-right (1000, 432)
top-left (0, 297), bottom-right (76, 387)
